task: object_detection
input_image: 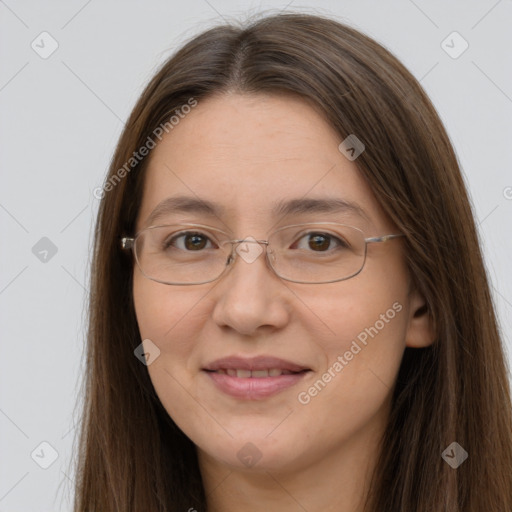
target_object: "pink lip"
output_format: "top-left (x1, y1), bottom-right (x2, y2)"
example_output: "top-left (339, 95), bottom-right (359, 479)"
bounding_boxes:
top-left (202, 356), bottom-right (311, 400)
top-left (204, 371), bottom-right (309, 400)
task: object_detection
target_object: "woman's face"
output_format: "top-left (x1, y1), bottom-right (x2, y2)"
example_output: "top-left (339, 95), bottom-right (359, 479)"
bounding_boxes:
top-left (132, 93), bottom-right (428, 474)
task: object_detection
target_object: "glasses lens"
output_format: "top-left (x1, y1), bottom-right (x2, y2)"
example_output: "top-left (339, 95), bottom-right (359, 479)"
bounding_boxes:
top-left (268, 223), bottom-right (366, 283)
top-left (134, 225), bottom-right (229, 284)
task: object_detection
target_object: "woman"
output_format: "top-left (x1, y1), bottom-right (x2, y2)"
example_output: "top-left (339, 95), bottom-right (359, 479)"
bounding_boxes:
top-left (73, 12), bottom-right (512, 511)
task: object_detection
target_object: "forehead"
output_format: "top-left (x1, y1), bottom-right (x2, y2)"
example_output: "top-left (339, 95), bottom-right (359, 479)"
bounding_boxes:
top-left (136, 93), bottom-right (388, 232)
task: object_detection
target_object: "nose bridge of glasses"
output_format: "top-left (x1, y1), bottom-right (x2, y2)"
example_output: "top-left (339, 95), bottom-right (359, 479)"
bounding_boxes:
top-left (229, 238), bottom-right (269, 246)
top-left (224, 237), bottom-right (272, 266)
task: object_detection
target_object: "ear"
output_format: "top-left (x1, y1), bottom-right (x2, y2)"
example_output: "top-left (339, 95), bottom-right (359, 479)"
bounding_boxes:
top-left (405, 287), bottom-right (435, 348)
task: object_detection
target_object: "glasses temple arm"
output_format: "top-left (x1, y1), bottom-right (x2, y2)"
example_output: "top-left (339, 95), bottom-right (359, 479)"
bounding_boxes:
top-left (365, 233), bottom-right (406, 243)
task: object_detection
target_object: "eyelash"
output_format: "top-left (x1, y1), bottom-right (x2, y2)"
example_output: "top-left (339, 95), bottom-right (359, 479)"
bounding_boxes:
top-left (164, 231), bottom-right (348, 252)
top-left (164, 232), bottom-right (216, 251)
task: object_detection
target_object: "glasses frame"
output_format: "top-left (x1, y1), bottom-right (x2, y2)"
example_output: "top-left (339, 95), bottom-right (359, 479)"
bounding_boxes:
top-left (121, 222), bottom-right (405, 285)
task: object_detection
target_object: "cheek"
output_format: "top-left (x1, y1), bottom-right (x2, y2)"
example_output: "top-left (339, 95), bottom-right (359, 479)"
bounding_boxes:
top-left (133, 274), bottom-right (209, 432)
top-left (296, 277), bottom-right (408, 411)
top-left (291, 284), bottom-right (407, 452)
top-left (133, 274), bottom-right (205, 400)
top-left (132, 271), bottom-right (216, 382)
top-left (133, 271), bottom-right (204, 345)
top-left (306, 276), bottom-right (407, 354)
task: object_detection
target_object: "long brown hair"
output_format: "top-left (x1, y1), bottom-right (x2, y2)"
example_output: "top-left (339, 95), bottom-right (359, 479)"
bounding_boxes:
top-left (72, 12), bottom-right (512, 511)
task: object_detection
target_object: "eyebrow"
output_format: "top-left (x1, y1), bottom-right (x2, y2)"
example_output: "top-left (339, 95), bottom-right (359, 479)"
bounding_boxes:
top-left (145, 196), bottom-right (225, 227)
top-left (273, 197), bottom-right (369, 221)
top-left (144, 195), bottom-right (370, 227)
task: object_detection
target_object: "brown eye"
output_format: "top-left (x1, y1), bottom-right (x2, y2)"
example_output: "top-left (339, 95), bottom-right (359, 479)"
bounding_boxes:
top-left (165, 232), bottom-right (214, 251)
top-left (184, 233), bottom-right (208, 250)
top-left (292, 232), bottom-right (346, 252)
top-left (307, 233), bottom-right (331, 251)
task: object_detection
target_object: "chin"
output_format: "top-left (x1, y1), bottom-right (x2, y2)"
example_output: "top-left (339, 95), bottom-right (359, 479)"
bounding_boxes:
top-left (196, 429), bottom-right (308, 473)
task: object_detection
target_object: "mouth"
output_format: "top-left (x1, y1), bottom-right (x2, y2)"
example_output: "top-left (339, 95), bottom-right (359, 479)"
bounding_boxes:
top-left (202, 356), bottom-right (311, 400)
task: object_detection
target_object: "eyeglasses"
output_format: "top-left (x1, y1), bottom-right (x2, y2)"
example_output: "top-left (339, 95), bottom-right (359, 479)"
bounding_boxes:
top-left (121, 222), bottom-right (405, 285)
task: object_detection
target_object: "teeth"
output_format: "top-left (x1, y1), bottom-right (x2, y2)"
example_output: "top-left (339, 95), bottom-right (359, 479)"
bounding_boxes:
top-left (252, 370), bottom-right (269, 378)
top-left (215, 368), bottom-right (296, 378)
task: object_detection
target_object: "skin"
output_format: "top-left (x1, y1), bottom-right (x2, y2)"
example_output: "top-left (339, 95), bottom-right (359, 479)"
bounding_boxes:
top-left (132, 93), bottom-right (434, 512)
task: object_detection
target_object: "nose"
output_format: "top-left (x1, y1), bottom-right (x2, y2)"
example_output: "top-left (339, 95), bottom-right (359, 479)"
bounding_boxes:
top-left (210, 238), bottom-right (291, 336)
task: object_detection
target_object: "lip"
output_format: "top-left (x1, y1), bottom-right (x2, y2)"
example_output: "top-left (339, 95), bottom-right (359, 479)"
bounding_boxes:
top-left (202, 356), bottom-right (311, 400)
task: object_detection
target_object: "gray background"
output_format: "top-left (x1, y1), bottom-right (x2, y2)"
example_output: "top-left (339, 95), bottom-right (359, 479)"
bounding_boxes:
top-left (1, 1), bottom-right (511, 510)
